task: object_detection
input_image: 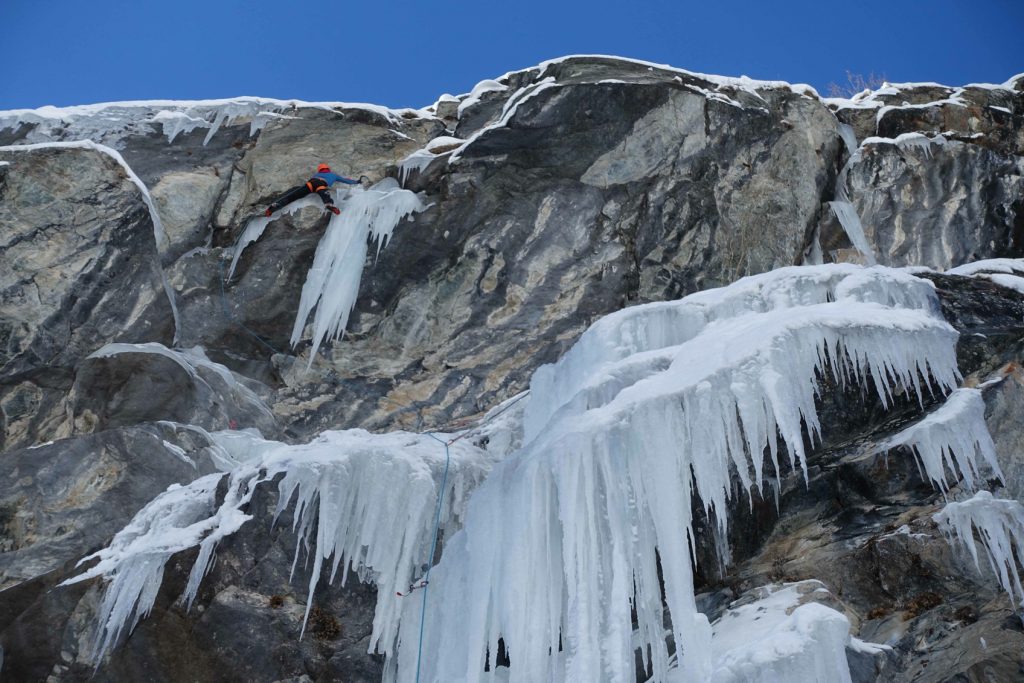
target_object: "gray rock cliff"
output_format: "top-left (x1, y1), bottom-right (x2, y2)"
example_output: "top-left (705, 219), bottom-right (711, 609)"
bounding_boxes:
top-left (1, 57), bottom-right (1023, 681)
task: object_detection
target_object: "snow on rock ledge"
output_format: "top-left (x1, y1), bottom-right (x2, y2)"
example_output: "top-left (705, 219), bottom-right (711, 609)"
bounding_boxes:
top-left (0, 97), bottom-right (430, 149)
top-left (947, 258), bottom-right (1024, 295)
top-left (704, 581), bottom-right (855, 683)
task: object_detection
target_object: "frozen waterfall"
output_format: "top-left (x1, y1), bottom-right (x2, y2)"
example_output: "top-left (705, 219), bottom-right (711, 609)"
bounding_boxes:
top-left (395, 265), bottom-right (959, 682)
top-left (70, 264), bottom-right (971, 680)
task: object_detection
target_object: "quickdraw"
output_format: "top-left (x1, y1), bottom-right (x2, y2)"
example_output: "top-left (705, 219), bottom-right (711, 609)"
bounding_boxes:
top-left (396, 579), bottom-right (429, 597)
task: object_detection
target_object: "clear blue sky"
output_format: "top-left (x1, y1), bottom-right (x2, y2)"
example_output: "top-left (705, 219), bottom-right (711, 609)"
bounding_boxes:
top-left (1, 0), bottom-right (1020, 110)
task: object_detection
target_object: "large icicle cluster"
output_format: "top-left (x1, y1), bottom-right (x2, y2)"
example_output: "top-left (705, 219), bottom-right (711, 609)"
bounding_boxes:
top-left (227, 179), bottom-right (424, 362)
top-left (880, 387), bottom-right (1003, 494)
top-left (66, 429), bottom-right (496, 663)
top-left (288, 179), bottom-right (424, 362)
top-left (393, 264), bottom-right (960, 683)
top-left (934, 491), bottom-right (1024, 606)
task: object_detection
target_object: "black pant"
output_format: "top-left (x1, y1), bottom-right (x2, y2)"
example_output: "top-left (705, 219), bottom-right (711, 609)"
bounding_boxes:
top-left (268, 185), bottom-right (334, 212)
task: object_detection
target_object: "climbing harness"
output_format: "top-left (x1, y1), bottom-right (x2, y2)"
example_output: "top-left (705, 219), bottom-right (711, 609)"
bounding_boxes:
top-left (305, 178), bottom-right (329, 193)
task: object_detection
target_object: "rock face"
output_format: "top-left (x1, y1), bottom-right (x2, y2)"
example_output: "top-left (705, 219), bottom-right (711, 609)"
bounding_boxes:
top-left (0, 57), bottom-right (1023, 681)
top-left (0, 144), bottom-right (175, 453)
top-left (67, 345), bottom-right (278, 437)
top-left (828, 139), bottom-right (1024, 269)
top-left (821, 78), bottom-right (1024, 268)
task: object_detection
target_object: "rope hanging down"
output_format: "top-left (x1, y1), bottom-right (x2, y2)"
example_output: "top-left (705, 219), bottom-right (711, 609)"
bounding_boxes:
top-left (412, 433), bottom-right (452, 683)
top-left (401, 393), bottom-right (528, 683)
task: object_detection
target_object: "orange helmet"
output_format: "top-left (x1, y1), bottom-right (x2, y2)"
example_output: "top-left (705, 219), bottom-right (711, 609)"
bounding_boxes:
top-left (317, 163), bottom-right (331, 173)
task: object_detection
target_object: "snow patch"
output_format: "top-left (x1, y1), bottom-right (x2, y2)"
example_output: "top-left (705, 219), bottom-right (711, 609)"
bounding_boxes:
top-left (457, 79), bottom-right (509, 117)
top-left (947, 258), bottom-right (1024, 277)
top-left (451, 79), bottom-right (560, 162)
top-left (982, 273), bottom-right (1024, 295)
top-left (705, 582), bottom-right (853, 683)
top-left (946, 259), bottom-right (1024, 295)
top-left (863, 132), bottom-right (947, 158)
top-left (397, 135), bottom-right (465, 186)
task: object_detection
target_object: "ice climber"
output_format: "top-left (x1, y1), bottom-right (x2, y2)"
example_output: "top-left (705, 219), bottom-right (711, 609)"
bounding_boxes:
top-left (264, 163), bottom-right (361, 217)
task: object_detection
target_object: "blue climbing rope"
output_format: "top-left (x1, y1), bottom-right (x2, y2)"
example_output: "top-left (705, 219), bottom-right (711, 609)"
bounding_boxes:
top-left (414, 433), bottom-right (452, 683)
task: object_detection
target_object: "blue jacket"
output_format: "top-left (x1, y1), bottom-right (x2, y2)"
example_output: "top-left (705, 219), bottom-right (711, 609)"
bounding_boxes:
top-left (313, 171), bottom-right (359, 186)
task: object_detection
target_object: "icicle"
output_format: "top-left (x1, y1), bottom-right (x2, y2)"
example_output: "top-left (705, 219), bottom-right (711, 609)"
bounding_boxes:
top-left (880, 388), bottom-right (1003, 494)
top-left (934, 491), bottom-right (1024, 606)
top-left (149, 111), bottom-right (209, 143)
top-left (227, 191), bottom-right (352, 280)
top-left (828, 201), bottom-right (878, 265)
top-left (289, 179), bottom-right (424, 364)
top-left (75, 264), bottom-right (964, 678)
top-left (862, 132), bottom-right (947, 160)
top-left (837, 123), bottom-right (858, 156)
